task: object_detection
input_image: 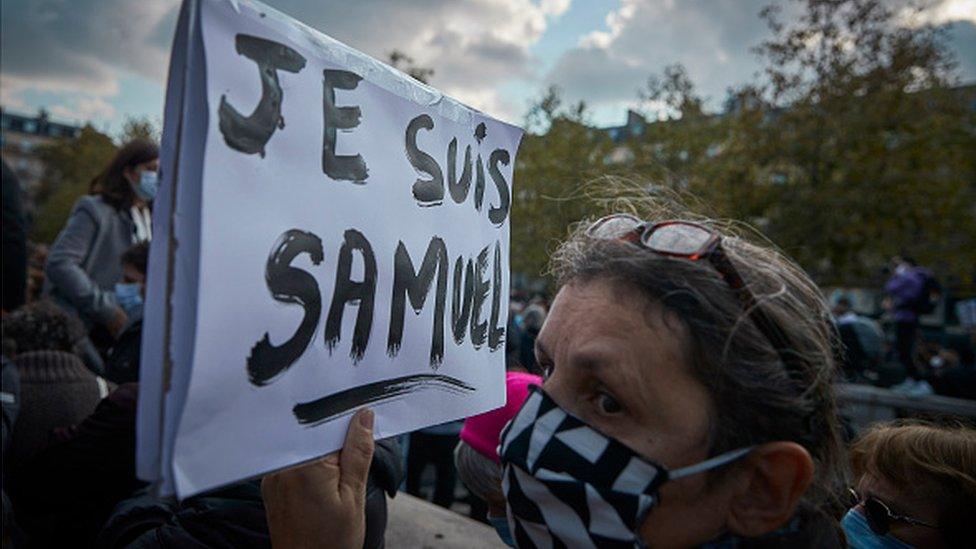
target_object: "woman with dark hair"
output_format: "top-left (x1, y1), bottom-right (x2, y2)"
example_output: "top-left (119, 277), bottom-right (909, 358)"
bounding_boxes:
top-left (261, 192), bottom-right (851, 548)
top-left (44, 139), bottom-right (158, 347)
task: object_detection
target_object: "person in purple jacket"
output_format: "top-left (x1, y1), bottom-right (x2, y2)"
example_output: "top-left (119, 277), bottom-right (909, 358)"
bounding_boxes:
top-left (884, 256), bottom-right (926, 382)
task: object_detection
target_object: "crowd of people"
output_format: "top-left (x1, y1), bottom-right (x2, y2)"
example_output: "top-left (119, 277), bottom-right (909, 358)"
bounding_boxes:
top-left (831, 256), bottom-right (976, 400)
top-left (1, 142), bottom-right (975, 548)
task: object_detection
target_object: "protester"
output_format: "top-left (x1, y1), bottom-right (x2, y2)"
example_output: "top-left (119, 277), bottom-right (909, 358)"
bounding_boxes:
top-left (834, 296), bottom-right (885, 381)
top-left (455, 371), bottom-right (542, 546)
top-left (104, 242), bottom-right (149, 384)
top-left (405, 419), bottom-right (462, 509)
top-left (846, 420), bottom-right (975, 548)
top-left (26, 242), bottom-right (49, 305)
top-left (11, 383), bottom-right (140, 546)
top-left (517, 297), bottom-right (547, 374)
top-left (2, 160), bottom-right (28, 315)
top-left (43, 139), bottom-right (158, 369)
top-left (883, 256), bottom-right (936, 389)
top-left (262, 196), bottom-right (851, 547)
top-left (1, 355), bottom-right (21, 547)
top-left (1, 301), bottom-right (112, 468)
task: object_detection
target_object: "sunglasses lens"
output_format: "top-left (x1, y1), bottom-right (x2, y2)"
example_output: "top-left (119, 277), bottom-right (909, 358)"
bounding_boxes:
top-left (587, 214), bottom-right (642, 239)
top-left (643, 223), bottom-right (713, 255)
top-left (863, 498), bottom-right (890, 535)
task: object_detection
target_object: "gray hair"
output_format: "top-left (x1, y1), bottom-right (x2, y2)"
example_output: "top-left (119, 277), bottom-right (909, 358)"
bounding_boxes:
top-left (454, 441), bottom-right (503, 503)
top-left (549, 187), bottom-right (850, 527)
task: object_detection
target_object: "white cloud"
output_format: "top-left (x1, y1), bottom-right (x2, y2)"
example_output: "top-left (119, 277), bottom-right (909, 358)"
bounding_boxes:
top-left (47, 97), bottom-right (117, 123)
top-left (0, 0), bottom-right (566, 124)
top-left (265, 0), bottom-right (570, 121)
top-left (546, 0), bottom-right (976, 123)
top-left (899, 0), bottom-right (976, 26)
top-left (547, 0), bottom-right (780, 118)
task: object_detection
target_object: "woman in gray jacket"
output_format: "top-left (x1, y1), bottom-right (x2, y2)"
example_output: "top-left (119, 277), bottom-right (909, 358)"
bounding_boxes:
top-left (44, 139), bottom-right (158, 349)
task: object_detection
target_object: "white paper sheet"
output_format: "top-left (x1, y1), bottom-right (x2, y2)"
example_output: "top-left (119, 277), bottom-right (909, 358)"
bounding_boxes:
top-left (143, 0), bottom-right (523, 498)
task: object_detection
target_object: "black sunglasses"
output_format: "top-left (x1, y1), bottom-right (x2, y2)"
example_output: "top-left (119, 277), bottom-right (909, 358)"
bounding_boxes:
top-left (586, 215), bottom-right (801, 380)
top-left (848, 488), bottom-right (939, 535)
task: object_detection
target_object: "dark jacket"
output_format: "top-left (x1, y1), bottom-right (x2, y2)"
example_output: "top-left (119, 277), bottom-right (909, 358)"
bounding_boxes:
top-left (2, 161), bottom-right (28, 313)
top-left (10, 383), bottom-right (141, 547)
top-left (96, 438), bottom-right (404, 549)
top-left (705, 511), bottom-right (845, 548)
top-left (44, 195), bottom-right (143, 327)
top-left (105, 316), bottom-right (143, 384)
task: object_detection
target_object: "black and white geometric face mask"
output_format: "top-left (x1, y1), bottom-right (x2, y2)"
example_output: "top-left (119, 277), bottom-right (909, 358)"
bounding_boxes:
top-left (499, 386), bottom-right (753, 548)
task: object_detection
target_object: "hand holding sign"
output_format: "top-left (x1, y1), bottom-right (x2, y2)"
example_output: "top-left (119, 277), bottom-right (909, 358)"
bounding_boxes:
top-left (261, 408), bottom-right (375, 549)
top-left (137, 0), bottom-right (522, 498)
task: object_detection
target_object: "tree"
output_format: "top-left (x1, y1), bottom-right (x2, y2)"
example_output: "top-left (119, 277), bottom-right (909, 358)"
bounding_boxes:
top-left (119, 115), bottom-right (159, 143)
top-left (744, 0), bottom-right (976, 288)
top-left (511, 86), bottom-right (614, 285)
top-left (31, 125), bottom-right (117, 243)
top-left (388, 50), bottom-right (434, 84)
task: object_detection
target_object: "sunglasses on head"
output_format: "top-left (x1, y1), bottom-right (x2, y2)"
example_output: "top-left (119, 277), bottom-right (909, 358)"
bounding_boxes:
top-left (848, 488), bottom-right (939, 535)
top-left (586, 214), bottom-right (801, 380)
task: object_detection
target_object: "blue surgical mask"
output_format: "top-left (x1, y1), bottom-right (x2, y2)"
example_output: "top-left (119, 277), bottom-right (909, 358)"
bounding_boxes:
top-left (115, 282), bottom-right (143, 317)
top-left (842, 509), bottom-right (915, 549)
top-left (489, 516), bottom-right (515, 547)
top-left (135, 170), bottom-right (158, 201)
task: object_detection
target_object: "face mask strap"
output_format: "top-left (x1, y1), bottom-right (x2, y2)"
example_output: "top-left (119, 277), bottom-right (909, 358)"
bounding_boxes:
top-left (667, 446), bottom-right (754, 481)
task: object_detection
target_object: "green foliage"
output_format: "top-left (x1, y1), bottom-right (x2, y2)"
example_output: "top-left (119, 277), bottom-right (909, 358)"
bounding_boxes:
top-left (31, 125), bottom-right (117, 243)
top-left (742, 0), bottom-right (976, 288)
top-left (512, 0), bottom-right (976, 292)
top-left (388, 50), bottom-right (434, 84)
top-left (511, 87), bottom-right (616, 285)
top-left (120, 115), bottom-right (160, 143)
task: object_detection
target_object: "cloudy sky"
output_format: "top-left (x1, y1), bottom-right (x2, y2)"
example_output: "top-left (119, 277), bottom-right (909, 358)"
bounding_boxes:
top-left (1, 0), bottom-right (974, 133)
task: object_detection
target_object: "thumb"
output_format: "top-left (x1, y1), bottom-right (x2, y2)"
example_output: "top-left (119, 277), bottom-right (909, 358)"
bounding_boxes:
top-left (339, 408), bottom-right (375, 499)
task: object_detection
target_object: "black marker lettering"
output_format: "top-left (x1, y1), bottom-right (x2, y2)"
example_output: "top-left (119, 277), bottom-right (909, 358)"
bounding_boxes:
top-left (388, 237), bottom-right (449, 367)
top-left (405, 115), bottom-right (444, 206)
top-left (447, 138), bottom-right (472, 203)
top-left (469, 245), bottom-right (490, 349)
top-left (324, 229), bottom-right (377, 362)
top-left (487, 149), bottom-right (511, 226)
top-left (218, 34), bottom-right (306, 157)
top-left (247, 229), bottom-right (323, 386)
top-left (488, 240), bottom-right (505, 350)
top-left (322, 70), bottom-right (368, 182)
top-left (474, 153), bottom-right (486, 211)
top-left (450, 256), bottom-right (474, 344)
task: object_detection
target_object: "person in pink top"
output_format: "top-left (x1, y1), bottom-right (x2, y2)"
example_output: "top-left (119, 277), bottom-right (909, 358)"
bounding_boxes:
top-left (454, 371), bottom-right (542, 546)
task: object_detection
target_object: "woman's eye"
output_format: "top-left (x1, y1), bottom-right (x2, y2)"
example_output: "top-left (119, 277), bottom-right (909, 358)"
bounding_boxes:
top-left (598, 392), bottom-right (622, 414)
top-left (539, 361), bottom-right (554, 380)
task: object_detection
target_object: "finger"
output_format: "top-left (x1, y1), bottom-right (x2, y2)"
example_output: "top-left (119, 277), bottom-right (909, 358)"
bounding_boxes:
top-left (339, 408), bottom-right (374, 498)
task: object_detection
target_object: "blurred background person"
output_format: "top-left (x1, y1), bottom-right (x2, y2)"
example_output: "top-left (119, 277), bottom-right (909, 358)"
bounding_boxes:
top-left (455, 370), bottom-right (542, 546)
top-left (104, 242), bottom-right (149, 384)
top-left (884, 256), bottom-right (939, 391)
top-left (2, 160), bottom-right (28, 316)
top-left (834, 296), bottom-right (885, 382)
top-left (846, 420), bottom-right (975, 548)
top-left (0, 301), bottom-right (112, 471)
top-left (43, 139), bottom-right (158, 372)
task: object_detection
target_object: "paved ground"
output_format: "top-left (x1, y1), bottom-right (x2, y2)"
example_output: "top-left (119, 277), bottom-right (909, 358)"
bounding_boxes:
top-left (386, 493), bottom-right (507, 548)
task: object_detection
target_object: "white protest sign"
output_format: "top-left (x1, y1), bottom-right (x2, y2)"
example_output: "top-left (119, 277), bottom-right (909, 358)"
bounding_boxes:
top-left (137, 0), bottom-right (522, 498)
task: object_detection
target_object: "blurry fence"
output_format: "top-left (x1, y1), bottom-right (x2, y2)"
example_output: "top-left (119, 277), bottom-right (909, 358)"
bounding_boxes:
top-left (836, 383), bottom-right (976, 430)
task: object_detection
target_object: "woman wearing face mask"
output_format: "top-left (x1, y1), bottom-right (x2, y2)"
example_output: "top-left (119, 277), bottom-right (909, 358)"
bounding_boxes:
top-left (44, 139), bottom-right (158, 355)
top-left (262, 196), bottom-right (851, 548)
top-left (844, 420), bottom-right (975, 549)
